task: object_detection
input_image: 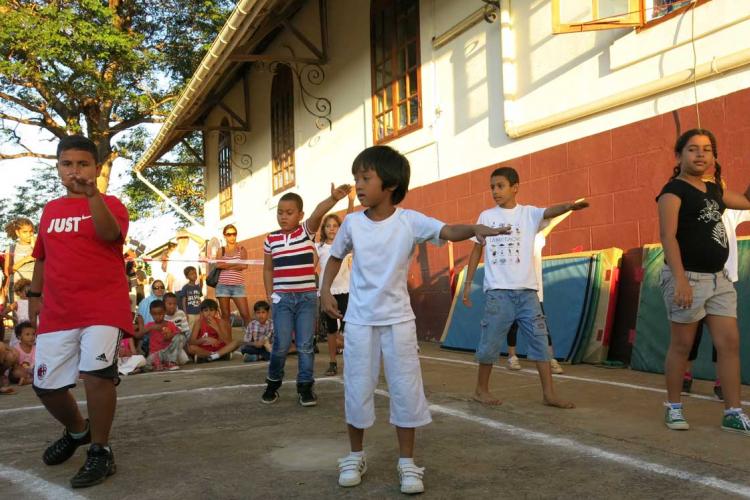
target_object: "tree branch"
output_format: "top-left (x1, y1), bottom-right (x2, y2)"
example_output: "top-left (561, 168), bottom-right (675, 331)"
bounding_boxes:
top-left (0, 151), bottom-right (56, 160)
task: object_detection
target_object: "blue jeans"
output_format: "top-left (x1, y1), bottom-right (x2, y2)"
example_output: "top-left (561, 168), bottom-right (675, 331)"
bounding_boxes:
top-left (476, 289), bottom-right (551, 364)
top-left (268, 291), bottom-right (318, 384)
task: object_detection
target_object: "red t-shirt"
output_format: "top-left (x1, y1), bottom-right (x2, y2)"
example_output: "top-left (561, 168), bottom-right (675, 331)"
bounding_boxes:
top-left (32, 195), bottom-right (132, 335)
top-left (144, 320), bottom-right (180, 353)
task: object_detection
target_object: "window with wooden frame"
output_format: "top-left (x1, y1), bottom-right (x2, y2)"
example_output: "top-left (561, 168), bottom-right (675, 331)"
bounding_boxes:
top-left (217, 121), bottom-right (233, 218)
top-left (271, 64), bottom-right (296, 194)
top-left (370, 0), bottom-right (422, 144)
top-left (551, 0), bottom-right (710, 34)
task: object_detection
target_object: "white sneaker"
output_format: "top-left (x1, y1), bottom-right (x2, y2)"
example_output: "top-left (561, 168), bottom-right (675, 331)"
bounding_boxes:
top-left (338, 454), bottom-right (366, 487)
top-left (207, 352), bottom-right (220, 361)
top-left (177, 349), bottom-right (189, 365)
top-left (398, 462), bottom-right (425, 494)
top-left (507, 355), bottom-right (521, 371)
top-left (550, 359), bottom-right (564, 374)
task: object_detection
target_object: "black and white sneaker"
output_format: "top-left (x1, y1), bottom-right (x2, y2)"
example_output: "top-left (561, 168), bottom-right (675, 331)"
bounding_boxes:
top-left (297, 382), bottom-right (318, 407)
top-left (261, 379), bottom-right (281, 404)
top-left (70, 444), bottom-right (116, 488)
top-left (43, 420), bottom-right (91, 465)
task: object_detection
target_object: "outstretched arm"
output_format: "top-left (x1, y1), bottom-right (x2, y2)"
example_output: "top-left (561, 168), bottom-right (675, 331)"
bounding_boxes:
top-left (543, 200), bottom-right (589, 220)
top-left (439, 224), bottom-right (511, 244)
top-left (723, 185), bottom-right (750, 210)
top-left (306, 183), bottom-right (353, 233)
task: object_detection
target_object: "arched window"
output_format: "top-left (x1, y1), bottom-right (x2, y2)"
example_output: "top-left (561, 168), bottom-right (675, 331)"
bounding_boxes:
top-left (218, 119), bottom-right (233, 218)
top-left (371, 0), bottom-right (421, 143)
top-left (271, 65), bottom-right (295, 194)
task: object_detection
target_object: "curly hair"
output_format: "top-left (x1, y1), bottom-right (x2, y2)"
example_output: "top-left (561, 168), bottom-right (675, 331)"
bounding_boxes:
top-left (4, 217), bottom-right (34, 240)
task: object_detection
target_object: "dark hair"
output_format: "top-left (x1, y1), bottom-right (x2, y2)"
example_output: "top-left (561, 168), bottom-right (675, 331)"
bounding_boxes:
top-left (200, 298), bottom-right (219, 311)
top-left (253, 300), bottom-right (270, 312)
top-left (13, 278), bottom-right (31, 294)
top-left (15, 321), bottom-right (34, 338)
top-left (223, 224), bottom-right (238, 235)
top-left (279, 192), bottom-right (304, 211)
top-left (4, 217), bottom-right (34, 240)
top-left (351, 145), bottom-right (410, 204)
top-left (671, 128), bottom-right (722, 192)
top-left (183, 266), bottom-right (197, 278)
top-left (490, 167), bottom-right (520, 186)
top-left (319, 214), bottom-right (342, 243)
top-left (149, 300), bottom-right (165, 311)
top-left (163, 292), bottom-right (177, 301)
top-left (56, 135), bottom-right (98, 163)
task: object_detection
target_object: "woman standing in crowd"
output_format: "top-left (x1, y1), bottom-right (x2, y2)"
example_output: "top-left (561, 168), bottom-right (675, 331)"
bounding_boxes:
top-left (215, 224), bottom-right (251, 331)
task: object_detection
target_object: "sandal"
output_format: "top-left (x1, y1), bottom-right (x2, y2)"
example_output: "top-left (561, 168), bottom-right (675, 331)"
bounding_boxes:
top-left (325, 362), bottom-right (337, 376)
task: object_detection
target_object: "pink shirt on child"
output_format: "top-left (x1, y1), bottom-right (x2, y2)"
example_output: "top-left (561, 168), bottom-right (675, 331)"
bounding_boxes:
top-left (14, 344), bottom-right (35, 367)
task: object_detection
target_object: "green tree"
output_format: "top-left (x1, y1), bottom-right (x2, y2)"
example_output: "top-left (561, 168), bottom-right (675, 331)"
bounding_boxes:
top-left (0, 0), bottom-right (231, 197)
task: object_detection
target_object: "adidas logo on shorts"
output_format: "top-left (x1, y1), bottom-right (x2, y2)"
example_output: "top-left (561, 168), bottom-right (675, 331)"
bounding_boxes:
top-left (96, 353), bottom-right (108, 362)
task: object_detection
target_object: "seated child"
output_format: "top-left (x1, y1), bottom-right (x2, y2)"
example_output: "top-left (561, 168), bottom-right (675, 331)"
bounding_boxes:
top-left (0, 342), bottom-right (18, 395)
top-left (143, 300), bottom-right (188, 370)
top-left (241, 301), bottom-right (273, 362)
top-left (8, 278), bottom-right (31, 348)
top-left (164, 292), bottom-right (190, 339)
top-left (10, 321), bottom-right (35, 385)
top-left (180, 266), bottom-right (203, 331)
top-left (117, 336), bottom-right (146, 376)
top-left (188, 299), bottom-right (239, 361)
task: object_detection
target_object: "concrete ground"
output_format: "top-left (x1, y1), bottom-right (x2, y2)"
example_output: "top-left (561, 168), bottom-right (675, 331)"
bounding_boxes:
top-left (1, 342), bottom-right (749, 499)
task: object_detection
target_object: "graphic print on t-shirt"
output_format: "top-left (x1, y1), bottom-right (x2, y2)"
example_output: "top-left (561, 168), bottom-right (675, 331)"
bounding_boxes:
top-left (486, 222), bottom-right (522, 267)
top-left (698, 199), bottom-right (728, 248)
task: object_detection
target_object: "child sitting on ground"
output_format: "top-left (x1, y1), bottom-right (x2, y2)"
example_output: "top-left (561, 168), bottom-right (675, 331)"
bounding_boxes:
top-left (188, 299), bottom-right (239, 361)
top-left (241, 301), bottom-right (273, 362)
top-left (0, 342), bottom-right (18, 395)
top-left (117, 336), bottom-right (146, 376)
top-left (143, 300), bottom-right (188, 370)
top-left (8, 278), bottom-right (31, 348)
top-left (10, 321), bottom-right (35, 385)
top-left (180, 266), bottom-right (203, 331)
top-left (164, 292), bottom-right (190, 340)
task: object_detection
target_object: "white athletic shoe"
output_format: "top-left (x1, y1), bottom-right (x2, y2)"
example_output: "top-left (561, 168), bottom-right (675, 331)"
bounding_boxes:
top-left (338, 454), bottom-right (367, 487)
top-left (550, 359), bottom-right (564, 374)
top-left (507, 355), bottom-right (521, 371)
top-left (398, 462), bottom-right (425, 494)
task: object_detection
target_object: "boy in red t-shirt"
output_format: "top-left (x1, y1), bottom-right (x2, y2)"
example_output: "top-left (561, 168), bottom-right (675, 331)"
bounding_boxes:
top-left (143, 300), bottom-right (187, 370)
top-left (28, 135), bottom-right (131, 488)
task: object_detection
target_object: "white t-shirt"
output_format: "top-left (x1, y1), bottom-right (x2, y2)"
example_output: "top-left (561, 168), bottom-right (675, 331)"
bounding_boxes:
top-left (331, 208), bottom-right (445, 326)
top-left (473, 204), bottom-right (546, 292)
top-left (317, 242), bottom-right (351, 295)
top-left (723, 209), bottom-right (750, 282)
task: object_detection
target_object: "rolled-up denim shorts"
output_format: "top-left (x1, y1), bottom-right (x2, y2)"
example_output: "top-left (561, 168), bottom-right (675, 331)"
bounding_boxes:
top-left (659, 265), bottom-right (736, 323)
top-left (215, 283), bottom-right (246, 298)
top-left (476, 289), bottom-right (551, 363)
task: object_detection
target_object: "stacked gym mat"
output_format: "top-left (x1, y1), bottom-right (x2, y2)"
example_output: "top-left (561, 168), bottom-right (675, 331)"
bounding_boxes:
top-left (631, 239), bottom-right (750, 384)
top-left (440, 248), bottom-right (622, 364)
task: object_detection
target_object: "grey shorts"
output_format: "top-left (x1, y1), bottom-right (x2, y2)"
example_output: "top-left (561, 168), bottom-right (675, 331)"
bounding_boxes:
top-left (659, 266), bottom-right (736, 324)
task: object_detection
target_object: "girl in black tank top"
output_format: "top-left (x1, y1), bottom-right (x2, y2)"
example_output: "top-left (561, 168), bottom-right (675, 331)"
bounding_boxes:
top-left (657, 128), bottom-right (750, 434)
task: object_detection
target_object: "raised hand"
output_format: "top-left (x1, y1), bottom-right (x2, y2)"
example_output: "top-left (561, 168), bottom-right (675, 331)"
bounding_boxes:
top-left (569, 200), bottom-right (590, 211)
top-left (69, 174), bottom-right (99, 198)
top-left (331, 183), bottom-right (353, 202)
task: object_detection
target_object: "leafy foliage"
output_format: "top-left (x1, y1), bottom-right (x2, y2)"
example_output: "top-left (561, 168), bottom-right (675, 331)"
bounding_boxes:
top-left (0, 0), bottom-right (232, 199)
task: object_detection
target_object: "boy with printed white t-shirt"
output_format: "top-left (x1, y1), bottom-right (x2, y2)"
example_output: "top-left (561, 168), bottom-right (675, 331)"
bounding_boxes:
top-left (321, 145), bottom-right (507, 495)
top-left (464, 166), bottom-right (588, 408)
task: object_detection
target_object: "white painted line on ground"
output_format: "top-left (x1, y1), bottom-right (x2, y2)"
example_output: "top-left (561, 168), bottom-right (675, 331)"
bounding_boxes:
top-left (0, 378), bottom-right (341, 416)
top-left (363, 382), bottom-right (750, 498)
top-left (0, 464), bottom-right (86, 500)
top-left (419, 354), bottom-right (750, 406)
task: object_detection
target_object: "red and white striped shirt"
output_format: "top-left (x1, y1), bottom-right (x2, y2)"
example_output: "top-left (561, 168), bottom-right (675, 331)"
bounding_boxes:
top-left (263, 221), bottom-right (317, 293)
top-left (218, 246), bottom-right (245, 285)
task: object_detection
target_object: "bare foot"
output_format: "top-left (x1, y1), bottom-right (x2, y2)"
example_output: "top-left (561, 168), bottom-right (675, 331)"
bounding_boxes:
top-left (543, 396), bottom-right (575, 409)
top-left (473, 391), bottom-right (503, 406)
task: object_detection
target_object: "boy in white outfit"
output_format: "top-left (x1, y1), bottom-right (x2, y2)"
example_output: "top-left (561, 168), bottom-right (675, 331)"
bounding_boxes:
top-left (321, 145), bottom-right (507, 495)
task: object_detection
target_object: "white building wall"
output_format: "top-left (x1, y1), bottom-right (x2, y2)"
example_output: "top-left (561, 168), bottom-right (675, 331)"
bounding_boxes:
top-left (202, 0), bottom-right (750, 239)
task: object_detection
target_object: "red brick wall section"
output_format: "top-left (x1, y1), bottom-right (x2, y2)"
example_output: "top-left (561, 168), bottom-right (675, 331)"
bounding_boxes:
top-left (236, 87), bottom-right (750, 354)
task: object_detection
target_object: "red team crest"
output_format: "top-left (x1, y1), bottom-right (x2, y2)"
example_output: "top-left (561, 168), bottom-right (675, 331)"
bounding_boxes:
top-left (37, 363), bottom-right (48, 380)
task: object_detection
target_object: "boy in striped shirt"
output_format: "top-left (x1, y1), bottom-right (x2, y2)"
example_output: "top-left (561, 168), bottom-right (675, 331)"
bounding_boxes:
top-left (262, 184), bottom-right (352, 406)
